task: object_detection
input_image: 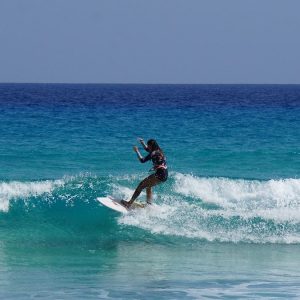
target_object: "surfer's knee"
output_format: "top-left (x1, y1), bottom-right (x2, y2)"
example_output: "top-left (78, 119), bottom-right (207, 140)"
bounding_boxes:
top-left (137, 181), bottom-right (146, 192)
top-left (139, 178), bottom-right (150, 189)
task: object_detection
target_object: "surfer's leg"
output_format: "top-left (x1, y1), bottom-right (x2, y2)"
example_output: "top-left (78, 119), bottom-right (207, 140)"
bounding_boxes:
top-left (126, 174), bottom-right (160, 207)
top-left (146, 187), bottom-right (152, 204)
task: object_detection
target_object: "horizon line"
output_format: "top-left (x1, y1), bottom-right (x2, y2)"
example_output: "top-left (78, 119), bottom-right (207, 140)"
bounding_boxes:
top-left (0, 82), bottom-right (300, 85)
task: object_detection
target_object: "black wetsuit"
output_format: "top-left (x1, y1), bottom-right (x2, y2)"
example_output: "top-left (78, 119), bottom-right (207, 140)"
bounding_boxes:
top-left (140, 150), bottom-right (168, 182)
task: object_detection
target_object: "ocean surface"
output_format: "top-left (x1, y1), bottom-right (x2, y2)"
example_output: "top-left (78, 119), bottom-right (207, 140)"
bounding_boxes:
top-left (0, 83), bottom-right (300, 299)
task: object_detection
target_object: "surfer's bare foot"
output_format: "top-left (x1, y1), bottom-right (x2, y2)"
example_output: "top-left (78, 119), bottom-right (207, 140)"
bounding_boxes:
top-left (121, 200), bottom-right (131, 208)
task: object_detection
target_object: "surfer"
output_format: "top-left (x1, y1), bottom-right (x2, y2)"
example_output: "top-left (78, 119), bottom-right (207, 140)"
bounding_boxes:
top-left (121, 138), bottom-right (168, 208)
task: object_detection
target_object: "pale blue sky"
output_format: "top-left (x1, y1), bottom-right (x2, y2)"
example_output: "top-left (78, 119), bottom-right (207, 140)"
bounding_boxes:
top-left (0, 0), bottom-right (299, 83)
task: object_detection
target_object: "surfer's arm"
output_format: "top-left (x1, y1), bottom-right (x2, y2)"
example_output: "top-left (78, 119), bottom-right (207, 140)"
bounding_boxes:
top-left (140, 153), bottom-right (151, 163)
top-left (138, 138), bottom-right (150, 152)
top-left (134, 146), bottom-right (151, 163)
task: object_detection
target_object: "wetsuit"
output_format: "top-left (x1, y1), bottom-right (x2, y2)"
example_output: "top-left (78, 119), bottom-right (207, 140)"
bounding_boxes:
top-left (140, 150), bottom-right (168, 182)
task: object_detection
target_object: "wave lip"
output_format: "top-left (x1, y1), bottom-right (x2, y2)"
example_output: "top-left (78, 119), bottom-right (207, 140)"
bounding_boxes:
top-left (174, 173), bottom-right (300, 211)
top-left (0, 179), bottom-right (64, 212)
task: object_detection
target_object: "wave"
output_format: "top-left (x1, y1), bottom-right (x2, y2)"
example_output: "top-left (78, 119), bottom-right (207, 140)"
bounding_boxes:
top-left (173, 173), bottom-right (300, 211)
top-left (0, 173), bottom-right (300, 244)
top-left (0, 179), bottom-right (64, 212)
top-left (119, 173), bottom-right (300, 244)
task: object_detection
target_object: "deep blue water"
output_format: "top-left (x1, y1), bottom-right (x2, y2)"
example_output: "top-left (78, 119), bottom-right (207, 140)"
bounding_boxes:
top-left (0, 84), bottom-right (300, 298)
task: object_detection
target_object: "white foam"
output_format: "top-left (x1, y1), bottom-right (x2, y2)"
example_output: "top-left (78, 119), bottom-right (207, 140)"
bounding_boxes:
top-left (119, 203), bottom-right (300, 243)
top-left (0, 179), bottom-right (64, 212)
top-left (174, 173), bottom-right (300, 210)
top-left (118, 173), bottom-right (300, 244)
top-left (110, 184), bottom-right (135, 201)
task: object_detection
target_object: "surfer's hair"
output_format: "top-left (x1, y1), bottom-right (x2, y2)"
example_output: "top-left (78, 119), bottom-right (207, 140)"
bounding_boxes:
top-left (147, 139), bottom-right (163, 154)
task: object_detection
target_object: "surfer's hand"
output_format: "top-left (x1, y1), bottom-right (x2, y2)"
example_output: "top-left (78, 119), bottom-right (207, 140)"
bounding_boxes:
top-left (133, 146), bottom-right (138, 152)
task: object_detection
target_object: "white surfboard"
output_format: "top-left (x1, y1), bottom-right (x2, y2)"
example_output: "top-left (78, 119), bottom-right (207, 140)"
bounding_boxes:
top-left (97, 196), bottom-right (145, 214)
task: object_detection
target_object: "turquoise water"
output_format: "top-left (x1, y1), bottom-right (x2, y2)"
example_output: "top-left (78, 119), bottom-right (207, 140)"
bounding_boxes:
top-left (0, 84), bottom-right (300, 298)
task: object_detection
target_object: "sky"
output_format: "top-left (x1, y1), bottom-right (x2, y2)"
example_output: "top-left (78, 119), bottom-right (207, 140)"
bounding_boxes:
top-left (0, 0), bottom-right (299, 84)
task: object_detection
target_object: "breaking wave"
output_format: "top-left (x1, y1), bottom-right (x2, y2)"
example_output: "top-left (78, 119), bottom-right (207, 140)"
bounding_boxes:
top-left (0, 172), bottom-right (300, 245)
top-left (119, 173), bottom-right (300, 244)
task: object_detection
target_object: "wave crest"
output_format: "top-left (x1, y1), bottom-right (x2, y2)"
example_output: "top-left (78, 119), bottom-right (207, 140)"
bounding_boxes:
top-left (174, 173), bottom-right (300, 210)
top-left (0, 179), bottom-right (64, 212)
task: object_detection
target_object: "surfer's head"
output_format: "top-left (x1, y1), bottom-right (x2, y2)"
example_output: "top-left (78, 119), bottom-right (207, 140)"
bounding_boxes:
top-left (147, 139), bottom-right (161, 152)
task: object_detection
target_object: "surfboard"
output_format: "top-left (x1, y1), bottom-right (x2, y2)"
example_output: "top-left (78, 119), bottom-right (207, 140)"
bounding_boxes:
top-left (97, 196), bottom-right (145, 213)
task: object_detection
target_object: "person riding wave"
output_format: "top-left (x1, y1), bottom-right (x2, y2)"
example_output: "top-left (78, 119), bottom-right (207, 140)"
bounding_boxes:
top-left (121, 138), bottom-right (168, 208)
